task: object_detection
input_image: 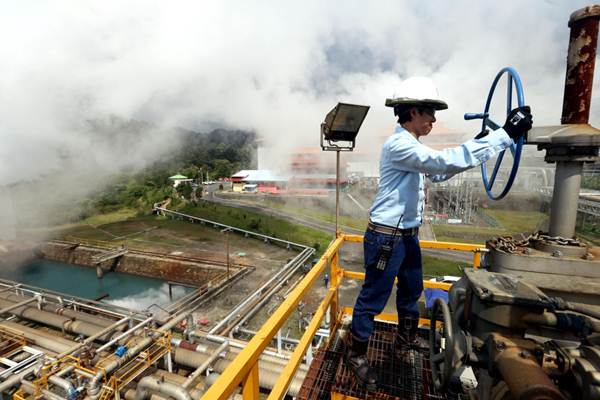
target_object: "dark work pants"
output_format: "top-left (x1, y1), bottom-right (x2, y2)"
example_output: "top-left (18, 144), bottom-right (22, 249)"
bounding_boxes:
top-left (350, 229), bottom-right (423, 342)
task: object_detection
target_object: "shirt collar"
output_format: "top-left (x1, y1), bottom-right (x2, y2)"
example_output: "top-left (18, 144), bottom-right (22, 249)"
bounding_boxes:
top-left (394, 125), bottom-right (419, 142)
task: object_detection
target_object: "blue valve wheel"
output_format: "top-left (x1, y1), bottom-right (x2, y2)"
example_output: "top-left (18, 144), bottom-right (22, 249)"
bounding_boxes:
top-left (464, 67), bottom-right (525, 200)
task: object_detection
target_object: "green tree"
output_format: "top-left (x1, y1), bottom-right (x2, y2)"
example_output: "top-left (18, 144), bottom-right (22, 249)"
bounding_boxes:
top-left (212, 159), bottom-right (234, 179)
top-left (176, 183), bottom-right (193, 199)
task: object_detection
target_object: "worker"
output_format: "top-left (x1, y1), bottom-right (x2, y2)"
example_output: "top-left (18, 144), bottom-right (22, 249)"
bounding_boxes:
top-left (344, 76), bottom-right (533, 390)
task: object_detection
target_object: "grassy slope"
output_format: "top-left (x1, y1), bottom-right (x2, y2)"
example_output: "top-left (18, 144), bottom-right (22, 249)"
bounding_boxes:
top-left (432, 209), bottom-right (548, 243)
top-left (261, 199), bottom-right (368, 231)
top-left (181, 201), bottom-right (462, 275)
top-left (55, 193), bottom-right (464, 277)
top-left (178, 202), bottom-right (333, 254)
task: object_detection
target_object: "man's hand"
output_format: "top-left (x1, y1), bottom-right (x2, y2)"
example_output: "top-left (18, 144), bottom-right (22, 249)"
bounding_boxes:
top-left (503, 106), bottom-right (533, 142)
top-left (475, 129), bottom-right (489, 140)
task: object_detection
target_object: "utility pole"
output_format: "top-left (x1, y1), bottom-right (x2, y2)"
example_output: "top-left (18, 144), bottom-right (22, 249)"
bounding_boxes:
top-left (221, 228), bottom-right (232, 279)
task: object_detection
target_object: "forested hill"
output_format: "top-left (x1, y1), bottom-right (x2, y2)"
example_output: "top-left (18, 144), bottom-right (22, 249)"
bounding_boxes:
top-left (85, 124), bottom-right (257, 216)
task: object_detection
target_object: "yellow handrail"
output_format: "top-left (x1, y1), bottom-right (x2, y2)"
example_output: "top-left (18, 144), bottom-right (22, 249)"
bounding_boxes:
top-left (267, 288), bottom-right (336, 399)
top-left (199, 235), bottom-right (346, 400)
top-left (201, 234), bottom-right (486, 400)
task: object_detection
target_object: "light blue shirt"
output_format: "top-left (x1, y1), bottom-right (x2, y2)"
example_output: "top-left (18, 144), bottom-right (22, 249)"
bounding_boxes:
top-left (369, 125), bottom-right (513, 228)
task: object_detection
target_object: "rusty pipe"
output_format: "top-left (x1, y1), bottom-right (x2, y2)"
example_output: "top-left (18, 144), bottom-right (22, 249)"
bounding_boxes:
top-left (561, 5), bottom-right (600, 124)
top-left (496, 346), bottom-right (565, 400)
top-left (490, 334), bottom-right (565, 400)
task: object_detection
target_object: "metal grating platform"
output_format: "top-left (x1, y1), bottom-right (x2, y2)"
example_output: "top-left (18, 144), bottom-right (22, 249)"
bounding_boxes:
top-left (298, 320), bottom-right (458, 400)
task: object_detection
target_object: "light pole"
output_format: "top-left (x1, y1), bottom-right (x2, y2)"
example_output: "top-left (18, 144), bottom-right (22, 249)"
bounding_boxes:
top-left (220, 228), bottom-right (232, 279)
top-left (320, 103), bottom-right (370, 237)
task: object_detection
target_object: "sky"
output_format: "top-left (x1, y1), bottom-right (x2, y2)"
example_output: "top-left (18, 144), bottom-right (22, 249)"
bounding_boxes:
top-left (0, 1), bottom-right (598, 187)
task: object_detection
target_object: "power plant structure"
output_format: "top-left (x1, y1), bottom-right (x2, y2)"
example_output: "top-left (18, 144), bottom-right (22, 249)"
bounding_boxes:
top-left (2, 4), bottom-right (600, 400)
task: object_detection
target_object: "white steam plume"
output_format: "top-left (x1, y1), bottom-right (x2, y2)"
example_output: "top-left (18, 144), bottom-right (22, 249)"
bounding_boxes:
top-left (0, 1), bottom-right (596, 228)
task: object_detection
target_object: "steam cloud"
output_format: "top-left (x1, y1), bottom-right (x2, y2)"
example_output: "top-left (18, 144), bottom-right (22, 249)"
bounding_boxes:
top-left (1, 1), bottom-right (597, 233)
top-left (106, 283), bottom-right (189, 311)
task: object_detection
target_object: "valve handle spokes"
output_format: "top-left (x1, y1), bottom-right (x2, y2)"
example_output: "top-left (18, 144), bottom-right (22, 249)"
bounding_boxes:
top-left (463, 67), bottom-right (525, 200)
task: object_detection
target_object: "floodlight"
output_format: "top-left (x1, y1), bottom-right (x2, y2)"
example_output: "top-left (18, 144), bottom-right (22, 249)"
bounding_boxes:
top-left (321, 103), bottom-right (370, 151)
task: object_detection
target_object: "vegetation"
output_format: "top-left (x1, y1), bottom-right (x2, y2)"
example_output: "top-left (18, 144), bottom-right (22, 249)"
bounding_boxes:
top-left (81, 128), bottom-right (256, 215)
top-left (262, 199), bottom-right (368, 231)
top-left (178, 202), bottom-right (333, 254)
top-left (582, 175), bottom-right (600, 190)
top-left (432, 209), bottom-right (548, 243)
top-left (422, 256), bottom-right (463, 277)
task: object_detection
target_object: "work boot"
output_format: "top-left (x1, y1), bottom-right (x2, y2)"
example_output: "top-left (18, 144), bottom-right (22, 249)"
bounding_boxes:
top-left (395, 316), bottom-right (428, 361)
top-left (344, 334), bottom-right (378, 391)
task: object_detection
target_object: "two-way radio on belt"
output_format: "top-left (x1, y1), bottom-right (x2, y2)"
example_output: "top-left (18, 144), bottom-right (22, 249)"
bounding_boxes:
top-left (375, 215), bottom-right (403, 270)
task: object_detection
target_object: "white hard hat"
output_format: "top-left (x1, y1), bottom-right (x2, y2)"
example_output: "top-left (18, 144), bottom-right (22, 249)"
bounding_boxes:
top-left (385, 76), bottom-right (448, 111)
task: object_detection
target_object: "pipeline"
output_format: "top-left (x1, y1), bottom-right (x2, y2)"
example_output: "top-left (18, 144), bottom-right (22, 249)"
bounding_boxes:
top-left (0, 291), bottom-right (122, 328)
top-left (57, 315), bottom-right (132, 358)
top-left (95, 317), bottom-right (153, 354)
top-left (124, 370), bottom-right (203, 400)
top-left (134, 376), bottom-right (192, 400)
top-left (87, 309), bottom-right (187, 398)
top-left (0, 281), bottom-right (136, 321)
top-left (226, 250), bottom-right (310, 336)
top-left (0, 321), bottom-right (77, 354)
top-left (173, 346), bottom-right (306, 397)
top-left (182, 341), bottom-right (229, 389)
top-left (48, 366), bottom-right (77, 400)
top-left (0, 296), bottom-right (115, 341)
top-left (87, 264), bottom-right (259, 398)
top-left (204, 333), bottom-right (291, 361)
top-left (0, 365), bottom-right (36, 393)
top-left (87, 335), bottom-right (155, 398)
top-left (21, 379), bottom-right (65, 400)
top-left (163, 266), bottom-right (254, 319)
top-left (209, 247), bottom-right (313, 336)
top-left (0, 296), bottom-right (38, 315)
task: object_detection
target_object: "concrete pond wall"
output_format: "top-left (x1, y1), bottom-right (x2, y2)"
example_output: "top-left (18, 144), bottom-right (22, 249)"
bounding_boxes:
top-left (39, 241), bottom-right (231, 287)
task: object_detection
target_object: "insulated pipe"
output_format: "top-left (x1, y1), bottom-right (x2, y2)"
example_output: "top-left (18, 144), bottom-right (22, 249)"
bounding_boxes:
top-left (182, 341), bottom-right (229, 389)
top-left (174, 346), bottom-right (297, 371)
top-left (21, 379), bottom-right (65, 400)
top-left (87, 249), bottom-right (311, 398)
top-left (94, 317), bottom-right (152, 354)
top-left (125, 389), bottom-right (203, 400)
top-left (48, 367), bottom-right (76, 400)
top-left (134, 376), bottom-right (192, 400)
top-left (0, 297), bottom-right (38, 316)
top-left (0, 366), bottom-right (36, 393)
top-left (57, 316), bottom-right (132, 358)
top-left (228, 258), bottom-right (306, 335)
top-left (0, 321), bottom-right (77, 354)
top-left (89, 293), bottom-right (219, 397)
top-left (173, 347), bottom-right (305, 397)
top-left (0, 297), bottom-right (113, 340)
top-left (0, 292), bottom-right (119, 328)
top-left (208, 247), bottom-right (312, 336)
top-left (204, 333), bottom-right (291, 361)
top-left (88, 336), bottom-right (155, 398)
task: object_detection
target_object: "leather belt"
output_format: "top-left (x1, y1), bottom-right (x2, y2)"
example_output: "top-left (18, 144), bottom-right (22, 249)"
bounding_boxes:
top-left (367, 220), bottom-right (419, 237)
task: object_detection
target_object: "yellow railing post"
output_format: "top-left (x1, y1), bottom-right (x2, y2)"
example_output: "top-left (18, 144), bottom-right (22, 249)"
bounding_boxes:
top-left (329, 246), bottom-right (340, 333)
top-left (473, 251), bottom-right (482, 268)
top-left (242, 363), bottom-right (260, 400)
top-left (202, 234), bottom-right (488, 400)
top-left (200, 235), bottom-right (345, 400)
